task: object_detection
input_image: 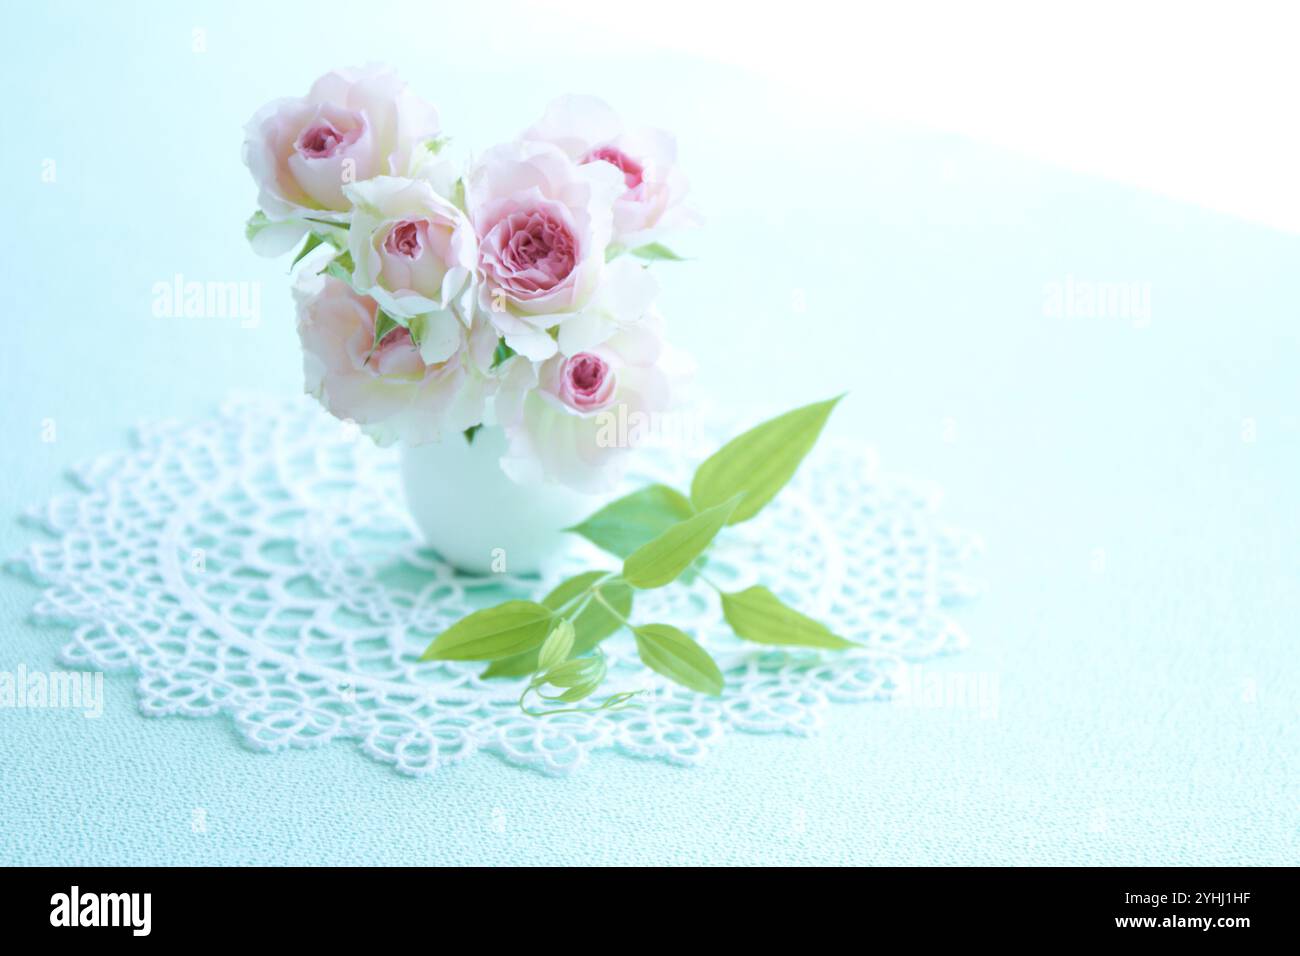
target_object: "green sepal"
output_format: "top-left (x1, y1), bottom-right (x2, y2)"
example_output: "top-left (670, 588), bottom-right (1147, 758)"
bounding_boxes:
top-left (536, 619), bottom-right (576, 672)
top-left (321, 250), bottom-right (356, 288)
top-left (290, 232), bottom-right (326, 269)
top-left (491, 340), bottom-right (517, 369)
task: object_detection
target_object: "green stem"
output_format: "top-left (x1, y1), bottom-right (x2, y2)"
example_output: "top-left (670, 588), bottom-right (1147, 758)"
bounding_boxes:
top-left (552, 572), bottom-right (619, 618)
top-left (696, 569), bottom-right (724, 594)
top-left (592, 588), bottom-right (632, 627)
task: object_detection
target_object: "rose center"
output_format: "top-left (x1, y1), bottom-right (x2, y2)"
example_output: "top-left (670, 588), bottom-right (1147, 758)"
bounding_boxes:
top-left (566, 353), bottom-right (609, 394)
top-left (384, 220), bottom-right (424, 259)
top-left (582, 145), bottom-right (644, 189)
top-left (297, 122), bottom-right (345, 158)
top-left (503, 212), bottom-right (576, 285)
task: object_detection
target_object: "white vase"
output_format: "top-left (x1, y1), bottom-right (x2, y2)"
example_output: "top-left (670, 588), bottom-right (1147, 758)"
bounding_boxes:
top-left (399, 426), bottom-right (600, 575)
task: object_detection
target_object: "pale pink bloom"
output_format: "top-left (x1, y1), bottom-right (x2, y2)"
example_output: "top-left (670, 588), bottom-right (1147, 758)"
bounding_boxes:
top-left (466, 141), bottom-right (624, 360)
top-left (344, 175), bottom-right (477, 362)
top-left (494, 316), bottom-right (671, 492)
top-left (296, 275), bottom-right (495, 445)
top-left (521, 95), bottom-right (698, 249)
top-left (243, 66), bottom-right (440, 254)
top-left (554, 255), bottom-right (660, 357)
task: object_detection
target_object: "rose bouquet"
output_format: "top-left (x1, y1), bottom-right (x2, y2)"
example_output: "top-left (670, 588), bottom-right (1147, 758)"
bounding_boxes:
top-left (242, 68), bottom-right (851, 708)
top-left (243, 66), bottom-right (693, 495)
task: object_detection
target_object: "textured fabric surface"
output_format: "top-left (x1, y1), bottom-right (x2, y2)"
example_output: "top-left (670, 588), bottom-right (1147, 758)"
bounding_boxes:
top-left (1, 1), bottom-right (1295, 865)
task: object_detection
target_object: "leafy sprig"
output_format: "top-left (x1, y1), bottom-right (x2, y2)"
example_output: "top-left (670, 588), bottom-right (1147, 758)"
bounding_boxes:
top-left (421, 396), bottom-right (848, 715)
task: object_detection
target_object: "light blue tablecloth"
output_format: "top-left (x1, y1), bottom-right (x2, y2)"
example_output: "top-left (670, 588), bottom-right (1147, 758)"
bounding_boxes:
top-left (1, 1), bottom-right (1295, 865)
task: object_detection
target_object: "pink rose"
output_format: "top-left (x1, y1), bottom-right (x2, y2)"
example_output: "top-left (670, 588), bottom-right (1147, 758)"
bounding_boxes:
top-left (344, 175), bottom-right (477, 362)
top-left (467, 141), bottom-right (624, 360)
top-left (495, 315), bottom-right (672, 492)
top-left (243, 66), bottom-right (440, 251)
top-left (557, 352), bottom-right (617, 412)
top-left (521, 95), bottom-right (698, 249)
top-left (295, 275), bottom-right (495, 445)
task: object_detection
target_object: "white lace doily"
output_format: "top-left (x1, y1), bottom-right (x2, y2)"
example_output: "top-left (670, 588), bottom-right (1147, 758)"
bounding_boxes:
top-left (8, 395), bottom-right (981, 776)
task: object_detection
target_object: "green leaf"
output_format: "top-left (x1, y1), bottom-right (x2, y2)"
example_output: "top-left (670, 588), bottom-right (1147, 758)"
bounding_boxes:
top-left (567, 484), bottom-right (694, 559)
top-left (633, 624), bottom-right (724, 695)
top-left (690, 396), bottom-right (844, 524)
top-left (421, 601), bottom-right (555, 661)
top-left (679, 555), bottom-right (707, 586)
top-left (290, 232), bottom-right (326, 269)
top-left (720, 585), bottom-right (856, 649)
top-left (463, 424), bottom-right (482, 445)
top-left (539, 571), bottom-right (609, 614)
top-left (630, 242), bottom-right (685, 262)
top-left (622, 497), bottom-right (740, 589)
top-left (604, 243), bottom-right (626, 262)
top-left (482, 572), bottom-right (632, 678)
top-left (481, 654), bottom-right (532, 680)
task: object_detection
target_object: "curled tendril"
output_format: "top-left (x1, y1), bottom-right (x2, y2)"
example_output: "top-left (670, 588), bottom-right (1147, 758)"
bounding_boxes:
top-left (518, 685), bottom-right (643, 718)
top-left (517, 648), bottom-right (643, 717)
